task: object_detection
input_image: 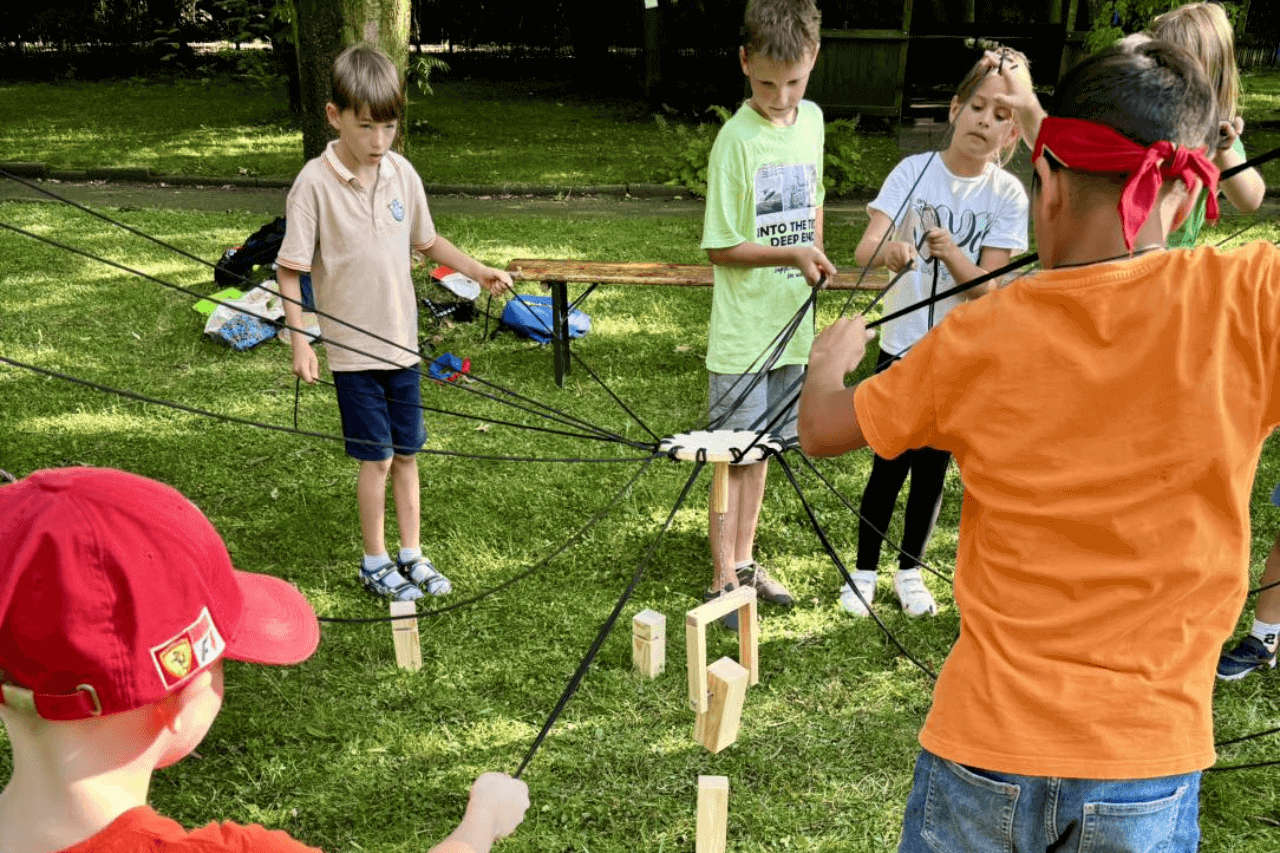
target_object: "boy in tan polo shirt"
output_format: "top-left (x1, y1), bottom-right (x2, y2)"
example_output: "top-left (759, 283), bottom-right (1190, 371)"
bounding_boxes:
top-left (277, 45), bottom-right (510, 603)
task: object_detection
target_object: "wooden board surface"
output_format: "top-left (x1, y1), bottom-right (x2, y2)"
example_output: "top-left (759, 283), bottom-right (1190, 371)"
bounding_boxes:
top-left (508, 259), bottom-right (889, 290)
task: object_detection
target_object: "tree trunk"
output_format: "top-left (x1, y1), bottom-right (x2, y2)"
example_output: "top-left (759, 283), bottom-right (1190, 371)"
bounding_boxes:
top-left (291, 0), bottom-right (412, 163)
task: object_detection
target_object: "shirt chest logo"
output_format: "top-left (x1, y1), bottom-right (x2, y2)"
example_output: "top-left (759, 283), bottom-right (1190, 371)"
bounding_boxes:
top-left (389, 199), bottom-right (405, 222)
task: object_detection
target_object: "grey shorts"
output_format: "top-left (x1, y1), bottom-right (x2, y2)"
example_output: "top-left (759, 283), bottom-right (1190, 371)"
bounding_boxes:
top-left (707, 363), bottom-right (805, 446)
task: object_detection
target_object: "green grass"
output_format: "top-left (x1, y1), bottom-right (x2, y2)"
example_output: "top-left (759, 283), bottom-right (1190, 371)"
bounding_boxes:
top-left (1241, 68), bottom-right (1280, 188)
top-left (0, 74), bottom-right (902, 192)
top-left (2, 199), bottom-right (1280, 851)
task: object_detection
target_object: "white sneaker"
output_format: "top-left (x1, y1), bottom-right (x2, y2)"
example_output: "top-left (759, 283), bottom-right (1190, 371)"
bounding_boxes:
top-left (894, 569), bottom-right (937, 617)
top-left (839, 570), bottom-right (878, 617)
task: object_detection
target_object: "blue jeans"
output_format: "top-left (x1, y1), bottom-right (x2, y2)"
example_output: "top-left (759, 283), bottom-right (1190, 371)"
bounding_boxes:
top-left (898, 749), bottom-right (1201, 853)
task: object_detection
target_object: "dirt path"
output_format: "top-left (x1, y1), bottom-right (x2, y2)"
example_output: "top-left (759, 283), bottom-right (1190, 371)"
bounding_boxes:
top-left (0, 177), bottom-right (881, 220)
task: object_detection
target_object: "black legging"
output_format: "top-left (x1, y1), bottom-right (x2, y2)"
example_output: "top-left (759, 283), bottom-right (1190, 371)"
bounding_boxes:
top-left (856, 349), bottom-right (951, 574)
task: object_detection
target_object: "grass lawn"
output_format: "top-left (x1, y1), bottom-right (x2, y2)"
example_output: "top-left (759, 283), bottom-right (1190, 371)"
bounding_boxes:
top-left (3, 197), bottom-right (1280, 851)
top-left (1241, 67), bottom-right (1280, 188)
top-left (0, 73), bottom-right (894, 191)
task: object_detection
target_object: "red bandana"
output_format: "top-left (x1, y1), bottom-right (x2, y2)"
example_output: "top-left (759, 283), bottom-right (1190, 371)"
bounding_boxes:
top-left (1032, 116), bottom-right (1220, 251)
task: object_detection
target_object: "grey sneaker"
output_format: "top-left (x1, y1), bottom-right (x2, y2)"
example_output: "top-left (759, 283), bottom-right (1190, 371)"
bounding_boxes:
top-left (703, 581), bottom-right (740, 631)
top-left (736, 561), bottom-right (793, 607)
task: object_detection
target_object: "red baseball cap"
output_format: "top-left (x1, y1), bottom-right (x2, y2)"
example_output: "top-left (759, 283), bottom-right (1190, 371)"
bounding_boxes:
top-left (0, 468), bottom-right (320, 720)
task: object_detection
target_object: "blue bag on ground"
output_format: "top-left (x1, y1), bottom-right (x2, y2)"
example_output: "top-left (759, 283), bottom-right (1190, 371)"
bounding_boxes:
top-left (499, 295), bottom-right (590, 344)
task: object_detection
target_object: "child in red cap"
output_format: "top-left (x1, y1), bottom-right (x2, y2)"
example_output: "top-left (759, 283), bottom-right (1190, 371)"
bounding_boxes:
top-left (0, 467), bottom-right (528, 853)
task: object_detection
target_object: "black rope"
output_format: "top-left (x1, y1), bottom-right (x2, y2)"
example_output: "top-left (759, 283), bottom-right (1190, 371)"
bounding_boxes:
top-left (457, 368), bottom-right (634, 445)
top-left (858, 224), bottom-right (936, 319)
top-left (316, 456), bottom-right (660, 623)
top-left (310, 376), bottom-right (652, 450)
top-left (1218, 144), bottom-right (1280, 182)
top-left (866, 253), bottom-right (1041, 330)
top-left (514, 460), bottom-right (706, 777)
top-left (503, 288), bottom-right (659, 441)
top-left (0, 210), bottom-right (643, 449)
top-left (1216, 726), bottom-right (1280, 749)
top-left (1205, 758), bottom-right (1280, 772)
top-left (0, 355), bottom-right (647, 465)
top-left (1249, 573), bottom-right (1280, 594)
top-left (838, 150), bottom-right (941, 318)
top-left (772, 451), bottom-right (938, 681)
top-left (704, 286), bottom-right (820, 432)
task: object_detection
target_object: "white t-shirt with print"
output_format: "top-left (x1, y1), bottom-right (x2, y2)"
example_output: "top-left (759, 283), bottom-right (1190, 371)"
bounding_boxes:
top-left (870, 152), bottom-right (1028, 357)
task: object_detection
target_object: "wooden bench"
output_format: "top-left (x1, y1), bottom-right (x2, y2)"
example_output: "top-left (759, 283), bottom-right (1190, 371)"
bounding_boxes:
top-left (506, 260), bottom-right (889, 387)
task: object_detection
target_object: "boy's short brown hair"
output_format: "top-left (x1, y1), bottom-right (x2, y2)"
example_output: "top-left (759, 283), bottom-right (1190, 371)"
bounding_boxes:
top-left (331, 44), bottom-right (405, 123)
top-left (742, 0), bottom-right (821, 64)
top-left (1040, 38), bottom-right (1216, 204)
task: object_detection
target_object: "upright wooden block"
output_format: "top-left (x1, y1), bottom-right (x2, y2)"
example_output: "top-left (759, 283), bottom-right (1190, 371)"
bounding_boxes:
top-left (696, 775), bottom-right (729, 853)
top-left (390, 600), bottom-right (422, 671)
top-left (632, 609), bottom-right (666, 677)
top-left (694, 657), bottom-right (749, 753)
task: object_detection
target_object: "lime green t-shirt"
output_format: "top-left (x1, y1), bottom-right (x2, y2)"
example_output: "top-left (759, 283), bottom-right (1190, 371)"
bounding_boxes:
top-left (700, 100), bottom-right (825, 374)
top-left (1166, 137), bottom-right (1245, 249)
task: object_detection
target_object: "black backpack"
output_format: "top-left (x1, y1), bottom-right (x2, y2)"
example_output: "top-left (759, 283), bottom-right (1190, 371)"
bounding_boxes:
top-left (215, 217), bottom-right (288, 287)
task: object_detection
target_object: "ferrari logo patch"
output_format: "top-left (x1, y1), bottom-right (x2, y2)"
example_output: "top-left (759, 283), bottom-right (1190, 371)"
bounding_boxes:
top-left (150, 607), bottom-right (225, 690)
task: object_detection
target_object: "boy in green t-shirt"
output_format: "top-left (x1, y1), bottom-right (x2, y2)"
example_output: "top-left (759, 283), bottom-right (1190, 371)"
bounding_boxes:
top-left (700, 0), bottom-right (835, 627)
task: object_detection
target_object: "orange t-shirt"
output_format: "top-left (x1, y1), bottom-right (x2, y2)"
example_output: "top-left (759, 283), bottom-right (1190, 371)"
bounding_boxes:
top-left (854, 243), bottom-right (1280, 779)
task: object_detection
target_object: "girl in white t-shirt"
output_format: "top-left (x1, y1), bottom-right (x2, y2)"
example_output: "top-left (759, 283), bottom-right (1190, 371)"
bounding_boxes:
top-left (842, 51), bottom-right (1031, 618)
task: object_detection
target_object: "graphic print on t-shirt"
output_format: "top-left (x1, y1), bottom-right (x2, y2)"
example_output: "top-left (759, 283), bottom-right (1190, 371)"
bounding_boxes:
top-left (754, 163), bottom-right (818, 278)
top-left (903, 200), bottom-right (996, 291)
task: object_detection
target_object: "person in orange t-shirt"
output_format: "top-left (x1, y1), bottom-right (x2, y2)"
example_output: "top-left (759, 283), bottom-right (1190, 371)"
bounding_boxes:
top-left (799, 40), bottom-right (1280, 852)
top-left (0, 468), bottom-right (529, 853)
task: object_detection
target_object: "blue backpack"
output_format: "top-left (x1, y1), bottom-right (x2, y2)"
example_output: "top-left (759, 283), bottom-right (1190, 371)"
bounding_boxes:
top-left (499, 295), bottom-right (591, 345)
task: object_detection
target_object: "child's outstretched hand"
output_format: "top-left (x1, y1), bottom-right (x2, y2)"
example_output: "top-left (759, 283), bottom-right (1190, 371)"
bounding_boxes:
top-left (441, 772), bottom-right (530, 853)
top-left (810, 316), bottom-right (875, 380)
top-left (477, 267), bottom-right (513, 296)
top-left (1217, 116), bottom-right (1245, 153)
top-left (795, 246), bottom-right (838, 288)
top-left (882, 240), bottom-right (916, 274)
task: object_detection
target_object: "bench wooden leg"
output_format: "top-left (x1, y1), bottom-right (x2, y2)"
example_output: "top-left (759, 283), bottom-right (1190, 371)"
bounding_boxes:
top-left (550, 279), bottom-right (569, 387)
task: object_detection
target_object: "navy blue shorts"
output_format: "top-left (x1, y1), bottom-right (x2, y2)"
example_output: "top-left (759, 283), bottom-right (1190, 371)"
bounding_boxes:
top-left (332, 367), bottom-right (427, 461)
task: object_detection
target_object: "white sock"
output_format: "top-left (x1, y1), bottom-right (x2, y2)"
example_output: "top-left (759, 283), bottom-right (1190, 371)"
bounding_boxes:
top-left (398, 547), bottom-right (422, 565)
top-left (1250, 618), bottom-right (1280, 652)
top-left (362, 553), bottom-right (408, 584)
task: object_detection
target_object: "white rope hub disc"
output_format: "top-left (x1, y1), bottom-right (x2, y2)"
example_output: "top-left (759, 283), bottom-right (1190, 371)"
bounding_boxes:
top-left (658, 429), bottom-right (783, 464)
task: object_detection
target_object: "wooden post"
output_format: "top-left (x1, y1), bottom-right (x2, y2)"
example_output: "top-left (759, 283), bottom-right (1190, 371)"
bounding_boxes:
top-left (632, 609), bottom-right (666, 678)
top-left (390, 600), bottom-right (422, 671)
top-left (694, 657), bottom-right (749, 753)
top-left (696, 775), bottom-right (729, 853)
top-left (711, 460), bottom-right (729, 514)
